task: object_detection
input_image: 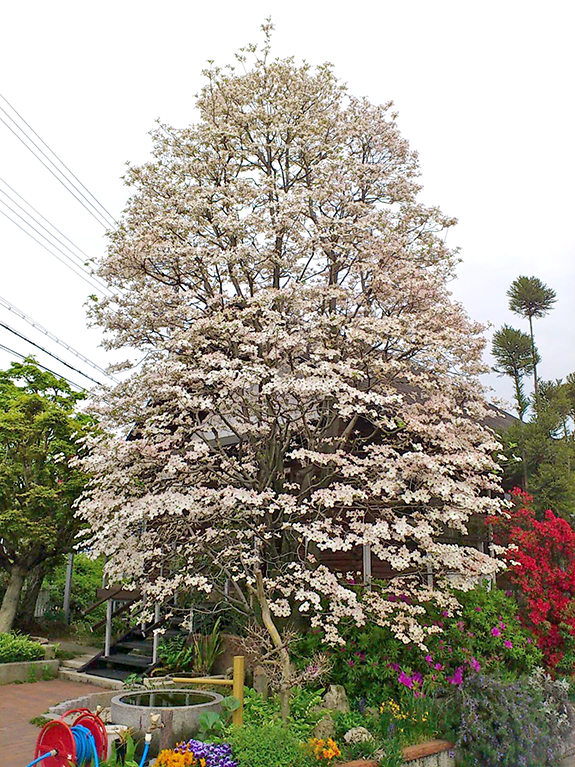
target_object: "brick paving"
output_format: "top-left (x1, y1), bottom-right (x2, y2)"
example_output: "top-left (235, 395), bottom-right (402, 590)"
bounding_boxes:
top-left (0, 679), bottom-right (102, 767)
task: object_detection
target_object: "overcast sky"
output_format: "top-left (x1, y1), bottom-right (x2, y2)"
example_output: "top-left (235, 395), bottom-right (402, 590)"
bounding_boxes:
top-left (1, 0), bottom-right (573, 411)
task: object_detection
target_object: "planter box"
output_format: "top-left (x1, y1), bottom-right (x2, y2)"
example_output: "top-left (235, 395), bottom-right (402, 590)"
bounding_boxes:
top-left (0, 659), bottom-right (60, 685)
top-left (339, 739), bottom-right (455, 767)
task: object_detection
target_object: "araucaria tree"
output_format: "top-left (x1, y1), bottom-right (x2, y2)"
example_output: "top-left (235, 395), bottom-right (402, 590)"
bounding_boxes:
top-left (80, 29), bottom-right (504, 712)
top-left (0, 360), bottom-right (91, 632)
top-left (507, 276), bottom-right (556, 403)
top-left (491, 325), bottom-right (538, 420)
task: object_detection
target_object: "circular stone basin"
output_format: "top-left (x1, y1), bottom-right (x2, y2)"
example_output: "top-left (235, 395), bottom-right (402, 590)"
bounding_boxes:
top-left (111, 689), bottom-right (223, 749)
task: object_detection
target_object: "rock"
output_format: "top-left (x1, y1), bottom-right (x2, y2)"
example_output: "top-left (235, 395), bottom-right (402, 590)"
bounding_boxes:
top-left (313, 713), bottom-right (335, 739)
top-left (322, 684), bottom-right (350, 713)
top-left (344, 727), bottom-right (373, 744)
top-left (253, 665), bottom-right (269, 699)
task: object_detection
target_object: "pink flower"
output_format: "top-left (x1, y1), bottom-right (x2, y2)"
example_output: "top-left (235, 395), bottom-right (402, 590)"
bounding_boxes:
top-left (442, 610), bottom-right (450, 617)
top-left (475, 607), bottom-right (482, 612)
top-left (527, 638), bottom-right (532, 644)
top-left (491, 627), bottom-right (501, 637)
top-left (447, 666), bottom-right (464, 685)
top-left (504, 640), bottom-right (513, 649)
top-left (425, 654), bottom-right (433, 664)
top-left (457, 621), bottom-right (465, 631)
top-left (434, 662), bottom-right (443, 671)
top-left (470, 657), bottom-right (481, 672)
top-left (398, 671), bottom-right (414, 689)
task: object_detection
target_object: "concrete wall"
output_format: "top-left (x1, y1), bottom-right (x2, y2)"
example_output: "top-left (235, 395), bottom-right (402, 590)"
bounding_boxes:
top-left (0, 659), bottom-right (60, 685)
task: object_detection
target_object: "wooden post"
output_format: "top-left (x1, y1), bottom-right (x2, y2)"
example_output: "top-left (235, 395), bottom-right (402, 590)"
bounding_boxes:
top-left (63, 553), bottom-right (74, 624)
top-left (232, 655), bottom-right (245, 727)
top-left (104, 599), bottom-right (112, 657)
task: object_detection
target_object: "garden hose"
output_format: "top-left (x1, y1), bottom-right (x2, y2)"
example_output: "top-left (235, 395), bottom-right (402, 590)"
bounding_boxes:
top-left (25, 752), bottom-right (57, 767)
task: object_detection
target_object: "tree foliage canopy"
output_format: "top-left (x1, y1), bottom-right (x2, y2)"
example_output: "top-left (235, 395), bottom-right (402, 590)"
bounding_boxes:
top-left (80, 32), bottom-right (505, 655)
top-left (0, 359), bottom-right (92, 630)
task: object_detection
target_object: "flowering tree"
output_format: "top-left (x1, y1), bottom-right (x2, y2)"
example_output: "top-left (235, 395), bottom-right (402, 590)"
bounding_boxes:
top-left (80, 26), bottom-right (504, 714)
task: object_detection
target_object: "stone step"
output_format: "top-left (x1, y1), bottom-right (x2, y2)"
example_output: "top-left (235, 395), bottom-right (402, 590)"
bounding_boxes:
top-left (62, 655), bottom-right (95, 670)
top-left (58, 667), bottom-right (123, 689)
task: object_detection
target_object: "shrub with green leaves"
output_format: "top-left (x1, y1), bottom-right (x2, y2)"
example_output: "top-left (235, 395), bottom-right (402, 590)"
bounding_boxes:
top-left (0, 632), bottom-right (45, 663)
top-left (226, 722), bottom-right (314, 767)
top-left (293, 585), bottom-right (541, 704)
top-left (241, 687), bottom-right (325, 739)
top-left (454, 670), bottom-right (573, 766)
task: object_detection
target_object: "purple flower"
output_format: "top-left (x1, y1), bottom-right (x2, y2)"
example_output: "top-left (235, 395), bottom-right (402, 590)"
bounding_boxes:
top-left (475, 606), bottom-right (482, 612)
top-left (388, 662), bottom-right (401, 672)
top-left (411, 672), bottom-right (423, 685)
top-left (425, 654), bottom-right (433, 664)
top-left (491, 627), bottom-right (501, 637)
top-left (470, 657), bottom-right (481, 672)
top-left (347, 659), bottom-right (355, 667)
top-left (398, 671), bottom-right (414, 688)
top-left (434, 662), bottom-right (443, 671)
top-left (504, 640), bottom-right (513, 649)
top-left (442, 610), bottom-right (450, 617)
top-left (447, 666), bottom-right (464, 685)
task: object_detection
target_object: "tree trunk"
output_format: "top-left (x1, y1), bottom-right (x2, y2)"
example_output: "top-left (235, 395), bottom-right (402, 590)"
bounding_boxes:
top-left (0, 565), bottom-right (26, 632)
top-left (255, 570), bottom-right (292, 720)
top-left (528, 315), bottom-right (539, 405)
top-left (20, 563), bottom-right (47, 626)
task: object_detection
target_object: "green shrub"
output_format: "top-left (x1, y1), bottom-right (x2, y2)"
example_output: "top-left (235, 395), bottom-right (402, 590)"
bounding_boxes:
top-left (293, 585), bottom-right (541, 705)
top-left (454, 670), bottom-right (573, 766)
top-left (43, 554), bottom-right (106, 630)
top-left (226, 722), bottom-right (315, 767)
top-left (241, 687), bottom-right (325, 739)
top-left (0, 632), bottom-right (45, 663)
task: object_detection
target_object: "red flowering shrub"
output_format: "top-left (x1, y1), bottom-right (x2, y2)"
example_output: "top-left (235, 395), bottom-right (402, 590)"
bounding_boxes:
top-left (489, 487), bottom-right (575, 670)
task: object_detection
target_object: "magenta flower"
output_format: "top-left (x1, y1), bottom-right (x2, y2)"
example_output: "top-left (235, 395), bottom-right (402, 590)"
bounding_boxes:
top-left (447, 666), bottom-right (464, 685)
top-left (470, 657), bottom-right (481, 672)
top-left (398, 671), bottom-right (414, 689)
top-left (442, 610), bottom-right (449, 617)
top-left (425, 654), bottom-right (433, 664)
top-left (491, 627), bottom-right (501, 637)
top-left (475, 607), bottom-right (482, 612)
top-left (411, 672), bottom-right (423, 685)
top-left (347, 659), bottom-right (355, 667)
top-left (504, 640), bottom-right (513, 649)
top-left (434, 662), bottom-right (443, 671)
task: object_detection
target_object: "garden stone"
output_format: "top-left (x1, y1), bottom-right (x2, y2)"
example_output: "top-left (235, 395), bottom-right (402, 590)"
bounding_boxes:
top-left (344, 727), bottom-right (373, 744)
top-left (313, 713), bottom-right (335, 739)
top-left (322, 684), bottom-right (350, 713)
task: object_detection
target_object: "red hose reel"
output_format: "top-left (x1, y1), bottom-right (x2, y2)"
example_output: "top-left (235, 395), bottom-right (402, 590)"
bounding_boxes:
top-left (35, 709), bottom-right (108, 767)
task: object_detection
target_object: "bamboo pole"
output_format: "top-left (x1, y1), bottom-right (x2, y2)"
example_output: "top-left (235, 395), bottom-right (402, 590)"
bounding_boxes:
top-left (232, 655), bottom-right (244, 727)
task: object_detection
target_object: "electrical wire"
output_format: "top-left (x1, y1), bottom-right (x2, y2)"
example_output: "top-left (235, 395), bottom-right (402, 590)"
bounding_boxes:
top-left (0, 188), bottom-right (112, 295)
top-left (0, 111), bottom-right (111, 230)
top-left (0, 93), bottom-right (115, 224)
top-left (0, 320), bottom-right (103, 385)
top-left (0, 176), bottom-right (93, 264)
top-left (0, 206), bottom-right (112, 296)
top-left (0, 294), bottom-right (118, 382)
top-left (0, 342), bottom-right (85, 391)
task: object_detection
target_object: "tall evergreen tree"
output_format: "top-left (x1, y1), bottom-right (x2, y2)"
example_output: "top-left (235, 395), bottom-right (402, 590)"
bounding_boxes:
top-left (491, 324), bottom-right (537, 420)
top-left (507, 276), bottom-right (556, 402)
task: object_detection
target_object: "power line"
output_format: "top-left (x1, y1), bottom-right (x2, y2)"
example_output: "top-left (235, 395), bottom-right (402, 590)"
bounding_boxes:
top-left (0, 320), bottom-right (103, 386)
top-left (0, 294), bottom-right (118, 383)
top-left (0, 342), bottom-right (85, 391)
top-left (0, 94), bottom-right (116, 224)
top-left (0, 205), bottom-right (112, 296)
top-left (0, 184), bottom-right (112, 295)
top-left (0, 174), bottom-right (92, 262)
top-left (0, 111), bottom-right (112, 230)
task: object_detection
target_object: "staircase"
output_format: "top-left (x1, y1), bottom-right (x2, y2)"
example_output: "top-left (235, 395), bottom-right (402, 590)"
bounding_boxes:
top-left (78, 626), bottom-right (157, 681)
top-left (75, 586), bottom-right (188, 682)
